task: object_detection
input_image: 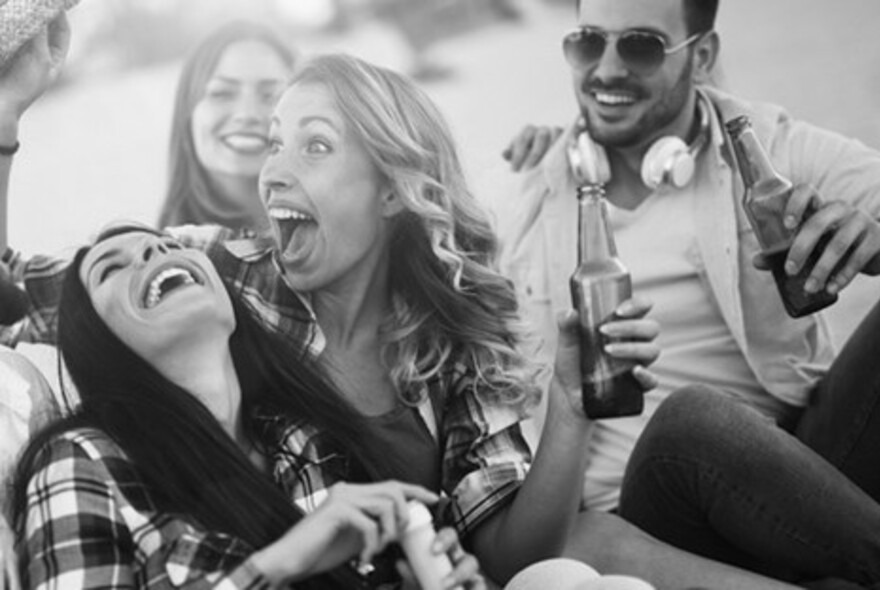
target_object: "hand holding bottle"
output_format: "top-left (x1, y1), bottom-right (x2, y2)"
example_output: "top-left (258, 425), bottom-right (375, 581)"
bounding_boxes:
top-left (554, 298), bottom-right (660, 420)
top-left (752, 183), bottom-right (880, 296)
top-left (250, 480), bottom-right (439, 585)
top-left (396, 506), bottom-right (484, 590)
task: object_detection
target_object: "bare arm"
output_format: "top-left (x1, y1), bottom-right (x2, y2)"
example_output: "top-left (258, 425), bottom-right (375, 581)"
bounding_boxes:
top-left (0, 15), bottom-right (70, 252)
top-left (470, 301), bottom-right (659, 582)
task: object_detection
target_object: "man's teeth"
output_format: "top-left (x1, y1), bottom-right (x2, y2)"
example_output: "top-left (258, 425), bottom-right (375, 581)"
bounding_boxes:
top-left (145, 267), bottom-right (196, 309)
top-left (594, 92), bottom-right (636, 105)
top-left (268, 207), bottom-right (314, 222)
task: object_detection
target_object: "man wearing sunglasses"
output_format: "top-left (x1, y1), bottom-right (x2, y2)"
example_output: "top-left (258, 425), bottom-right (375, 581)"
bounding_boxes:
top-left (479, 0), bottom-right (880, 584)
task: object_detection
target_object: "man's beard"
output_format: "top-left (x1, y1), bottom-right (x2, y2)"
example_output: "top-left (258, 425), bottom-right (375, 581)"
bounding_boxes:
top-left (581, 60), bottom-right (693, 149)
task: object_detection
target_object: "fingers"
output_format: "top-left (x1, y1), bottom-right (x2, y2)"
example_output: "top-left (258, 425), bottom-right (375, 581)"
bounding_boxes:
top-left (328, 481), bottom-right (440, 553)
top-left (503, 125), bottom-right (537, 172)
top-left (782, 183), bottom-right (820, 230)
top-left (632, 365), bottom-right (659, 392)
top-left (752, 250), bottom-right (770, 271)
top-left (603, 339), bottom-right (660, 368)
top-left (502, 125), bottom-right (561, 172)
top-left (600, 317), bottom-right (659, 343)
top-left (434, 528), bottom-right (484, 590)
top-left (787, 200), bottom-right (880, 295)
top-left (613, 296), bottom-right (653, 319)
top-left (47, 14), bottom-right (72, 76)
top-left (556, 308), bottom-right (579, 338)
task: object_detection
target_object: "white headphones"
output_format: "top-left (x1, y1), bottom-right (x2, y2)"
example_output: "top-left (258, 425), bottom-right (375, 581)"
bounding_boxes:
top-left (569, 90), bottom-right (711, 190)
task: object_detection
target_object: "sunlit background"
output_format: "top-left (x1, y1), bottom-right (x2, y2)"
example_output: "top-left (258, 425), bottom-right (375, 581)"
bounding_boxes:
top-left (9, 0), bottom-right (880, 350)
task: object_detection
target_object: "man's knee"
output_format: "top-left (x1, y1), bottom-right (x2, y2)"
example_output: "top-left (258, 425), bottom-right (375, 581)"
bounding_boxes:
top-left (643, 385), bottom-right (731, 444)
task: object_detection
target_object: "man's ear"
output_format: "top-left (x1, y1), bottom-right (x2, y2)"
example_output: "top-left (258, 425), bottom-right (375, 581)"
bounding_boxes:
top-left (380, 190), bottom-right (406, 217)
top-left (692, 30), bottom-right (720, 85)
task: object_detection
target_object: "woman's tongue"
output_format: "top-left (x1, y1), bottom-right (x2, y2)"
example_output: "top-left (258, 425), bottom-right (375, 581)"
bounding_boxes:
top-left (278, 219), bottom-right (317, 259)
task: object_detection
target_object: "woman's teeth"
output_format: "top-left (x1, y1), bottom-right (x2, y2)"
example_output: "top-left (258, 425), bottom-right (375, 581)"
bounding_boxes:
top-left (145, 267), bottom-right (197, 308)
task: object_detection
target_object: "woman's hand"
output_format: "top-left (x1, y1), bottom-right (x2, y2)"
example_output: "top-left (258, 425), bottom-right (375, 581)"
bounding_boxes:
top-left (251, 480), bottom-right (439, 585)
top-left (554, 297), bottom-right (660, 417)
top-left (397, 526), bottom-right (486, 590)
top-left (0, 14), bottom-right (70, 130)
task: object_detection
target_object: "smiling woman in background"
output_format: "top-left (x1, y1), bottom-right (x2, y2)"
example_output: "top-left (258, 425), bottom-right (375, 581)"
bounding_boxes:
top-left (157, 21), bottom-right (296, 233)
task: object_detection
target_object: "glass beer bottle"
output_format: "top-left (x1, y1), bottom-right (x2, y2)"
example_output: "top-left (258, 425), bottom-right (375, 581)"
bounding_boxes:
top-left (725, 115), bottom-right (837, 317)
top-left (569, 184), bottom-right (643, 419)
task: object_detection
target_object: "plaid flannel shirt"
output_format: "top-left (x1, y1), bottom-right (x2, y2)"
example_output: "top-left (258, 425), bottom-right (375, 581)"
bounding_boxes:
top-left (5, 225), bottom-right (532, 539)
top-left (22, 428), bottom-right (272, 590)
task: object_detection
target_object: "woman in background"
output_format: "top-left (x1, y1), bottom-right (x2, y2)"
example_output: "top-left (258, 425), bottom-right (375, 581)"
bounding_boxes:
top-left (157, 21), bottom-right (296, 233)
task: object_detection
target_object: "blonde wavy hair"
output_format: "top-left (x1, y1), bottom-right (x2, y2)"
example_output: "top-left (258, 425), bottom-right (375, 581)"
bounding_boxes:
top-left (288, 54), bottom-right (540, 410)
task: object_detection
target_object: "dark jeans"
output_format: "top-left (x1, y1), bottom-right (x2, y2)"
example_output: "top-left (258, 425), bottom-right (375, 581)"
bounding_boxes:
top-left (618, 300), bottom-right (880, 586)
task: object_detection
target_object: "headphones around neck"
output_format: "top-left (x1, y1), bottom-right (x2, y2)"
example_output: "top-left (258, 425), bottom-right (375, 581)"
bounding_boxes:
top-left (569, 90), bottom-right (712, 190)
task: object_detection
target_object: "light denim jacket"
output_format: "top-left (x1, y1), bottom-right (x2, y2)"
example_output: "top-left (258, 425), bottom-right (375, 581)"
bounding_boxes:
top-left (480, 87), bottom-right (880, 415)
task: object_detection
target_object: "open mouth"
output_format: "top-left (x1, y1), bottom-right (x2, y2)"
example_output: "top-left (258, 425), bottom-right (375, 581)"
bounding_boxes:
top-left (268, 206), bottom-right (316, 251)
top-left (142, 266), bottom-right (202, 309)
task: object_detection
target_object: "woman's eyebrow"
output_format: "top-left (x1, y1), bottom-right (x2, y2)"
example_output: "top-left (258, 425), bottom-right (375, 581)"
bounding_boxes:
top-left (94, 226), bottom-right (164, 243)
top-left (86, 248), bottom-right (122, 282)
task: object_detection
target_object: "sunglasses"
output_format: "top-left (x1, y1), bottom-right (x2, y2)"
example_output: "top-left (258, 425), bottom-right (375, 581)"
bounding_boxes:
top-left (563, 27), bottom-right (701, 75)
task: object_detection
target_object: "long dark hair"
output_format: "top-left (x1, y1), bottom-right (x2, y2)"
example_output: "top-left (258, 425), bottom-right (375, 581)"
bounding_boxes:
top-left (12, 239), bottom-right (390, 588)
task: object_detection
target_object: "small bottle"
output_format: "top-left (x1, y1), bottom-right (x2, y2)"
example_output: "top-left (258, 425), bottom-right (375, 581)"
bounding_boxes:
top-left (569, 184), bottom-right (643, 420)
top-left (399, 501), bottom-right (454, 590)
top-left (725, 115), bottom-right (837, 317)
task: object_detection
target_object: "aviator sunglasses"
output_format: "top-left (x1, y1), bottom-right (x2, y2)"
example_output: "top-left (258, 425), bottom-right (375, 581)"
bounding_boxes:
top-left (563, 27), bottom-right (702, 75)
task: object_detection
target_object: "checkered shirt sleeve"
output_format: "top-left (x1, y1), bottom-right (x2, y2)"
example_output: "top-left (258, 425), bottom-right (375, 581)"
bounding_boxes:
top-left (22, 429), bottom-right (272, 590)
top-left (437, 364), bottom-right (532, 538)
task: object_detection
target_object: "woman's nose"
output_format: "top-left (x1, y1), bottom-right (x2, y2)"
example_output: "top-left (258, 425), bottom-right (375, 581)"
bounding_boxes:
top-left (141, 239), bottom-right (169, 262)
top-left (260, 158), bottom-right (294, 196)
top-left (231, 88), bottom-right (269, 124)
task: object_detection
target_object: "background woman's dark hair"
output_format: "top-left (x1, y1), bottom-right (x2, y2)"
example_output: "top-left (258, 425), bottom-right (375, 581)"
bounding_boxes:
top-left (11, 243), bottom-right (392, 589)
top-left (158, 21), bottom-right (296, 231)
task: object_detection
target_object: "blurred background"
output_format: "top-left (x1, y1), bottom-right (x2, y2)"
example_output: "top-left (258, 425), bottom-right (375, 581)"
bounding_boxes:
top-left (8, 0), bottom-right (880, 350)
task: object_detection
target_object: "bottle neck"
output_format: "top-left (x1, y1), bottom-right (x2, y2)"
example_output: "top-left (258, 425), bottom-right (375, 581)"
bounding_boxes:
top-left (728, 124), bottom-right (787, 190)
top-left (577, 185), bottom-right (618, 264)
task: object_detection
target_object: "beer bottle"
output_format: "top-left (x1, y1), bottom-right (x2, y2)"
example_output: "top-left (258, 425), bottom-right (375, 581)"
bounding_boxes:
top-left (569, 183), bottom-right (643, 419)
top-left (725, 115), bottom-right (837, 317)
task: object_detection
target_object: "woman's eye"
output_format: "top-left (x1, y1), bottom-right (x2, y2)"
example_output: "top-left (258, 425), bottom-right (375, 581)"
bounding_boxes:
top-left (99, 264), bottom-right (123, 283)
top-left (268, 139), bottom-right (283, 154)
top-left (205, 88), bottom-right (235, 101)
top-left (164, 240), bottom-right (183, 250)
top-left (305, 138), bottom-right (331, 155)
